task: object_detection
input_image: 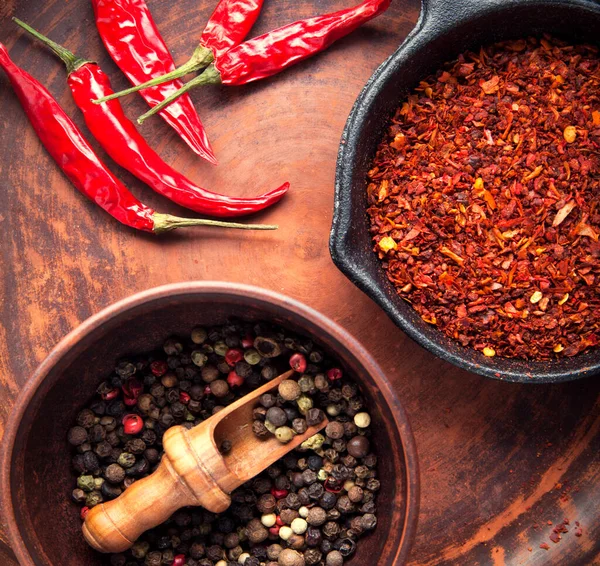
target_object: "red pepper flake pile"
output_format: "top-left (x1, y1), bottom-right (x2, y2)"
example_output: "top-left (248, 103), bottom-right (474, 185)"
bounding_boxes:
top-left (367, 36), bottom-right (600, 360)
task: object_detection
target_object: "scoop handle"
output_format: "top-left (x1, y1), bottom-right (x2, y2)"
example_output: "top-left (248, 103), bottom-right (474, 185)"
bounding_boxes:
top-left (82, 424), bottom-right (231, 553)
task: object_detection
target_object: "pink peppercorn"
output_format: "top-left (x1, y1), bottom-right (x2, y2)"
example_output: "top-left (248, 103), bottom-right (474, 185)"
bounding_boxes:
top-left (122, 378), bottom-right (143, 398)
top-left (123, 395), bottom-right (138, 406)
top-left (227, 371), bottom-right (245, 388)
top-left (269, 526), bottom-right (280, 536)
top-left (289, 353), bottom-right (307, 373)
top-left (80, 506), bottom-right (90, 520)
top-left (225, 348), bottom-right (244, 366)
top-left (271, 488), bottom-right (288, 499)
top-left (150, 360), bottom-right (168, 376)
top-left (172, 555), bottom-right (186, 566)
top-left (327, 368), bottom-right (343, 381)
top-left (242, 334), bottom-right (254, 348)
top-left (122, 414), bottom-right (144, 435)
top-left (179, 392), bottom-right (191, 404)
top-left (101, 388), bottom-right (119, 401)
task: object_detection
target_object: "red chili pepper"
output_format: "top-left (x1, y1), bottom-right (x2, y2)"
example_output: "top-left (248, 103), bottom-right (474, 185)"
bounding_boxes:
top-left (0, 43), bottom-right (278, 234)
top-left (14, 20), bottom-right (289, 218)
top-left (90, 0), bottom-right (216, 162)
top-left (95, 0), bottom-right (264, 106)
top-left (123, 0), bottom-right (391, 122)
top-left (200, 0), bottom-right (265, 61)
top-left (122, 414), bottom-right (144, 435)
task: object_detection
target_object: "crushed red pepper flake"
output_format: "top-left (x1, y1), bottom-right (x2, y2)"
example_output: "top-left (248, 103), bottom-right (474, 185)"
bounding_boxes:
top-left (367, 35), bottom-right (600, 360)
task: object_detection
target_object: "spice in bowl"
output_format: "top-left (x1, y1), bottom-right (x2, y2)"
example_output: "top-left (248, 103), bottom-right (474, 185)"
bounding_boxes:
top-left (368, 36), bottom-right (600, 360)
top-left (67, 321), bottom-right (379, 565)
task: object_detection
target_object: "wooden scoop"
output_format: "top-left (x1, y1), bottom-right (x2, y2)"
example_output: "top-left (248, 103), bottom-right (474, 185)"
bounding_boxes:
top-left (83, 370), bottom-right (328, 553)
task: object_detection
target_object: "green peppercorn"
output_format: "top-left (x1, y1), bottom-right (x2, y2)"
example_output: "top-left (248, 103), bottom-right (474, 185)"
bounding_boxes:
top-left (296, 395), bottom-right (313, 415)
top-left (77, 475), bottom-right (95, 492)
top-left (117, 452), bottom-right (136, 468)
top-left (244, 348), bottom-right (262, 365)
top-left (275, 426), bottom-right (295, 443)
top-left (300, 434), bottom-right (325, 451)
top-left (85, 490), bottom-right (103, 507)
top-left (213, 341), bottom-right (229, 356)
top-left (191, 350), bottom-right (208, 368)
top-left (190, 326), bottom-right (207, 344)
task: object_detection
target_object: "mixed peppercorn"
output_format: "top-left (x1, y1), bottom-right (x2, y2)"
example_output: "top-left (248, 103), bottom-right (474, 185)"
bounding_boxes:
top-left (368, 36), bottom-right (600, 360)
top-left (68, 321), bottom-right (379, 565)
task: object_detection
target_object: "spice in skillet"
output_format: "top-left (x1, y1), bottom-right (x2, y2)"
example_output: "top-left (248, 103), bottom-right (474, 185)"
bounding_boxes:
top-left (68, 322), bottom-right (379, 565)
top-left (367, 36), bottom-right (600, 360)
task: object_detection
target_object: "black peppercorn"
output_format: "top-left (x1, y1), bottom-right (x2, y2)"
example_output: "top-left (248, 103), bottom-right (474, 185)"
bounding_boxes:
top-left (67, 426), bottom-right (88, 446)
top-left (305, 409), bottom-right (325, 427)
top-left (307, 455), bottom-right (323, 471)
top-left (319, 492), bottom-right (337, 511)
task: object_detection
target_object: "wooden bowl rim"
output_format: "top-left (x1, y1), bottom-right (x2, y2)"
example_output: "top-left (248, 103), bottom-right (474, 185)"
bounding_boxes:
top-left (0, 281), bottom-right (420, 565)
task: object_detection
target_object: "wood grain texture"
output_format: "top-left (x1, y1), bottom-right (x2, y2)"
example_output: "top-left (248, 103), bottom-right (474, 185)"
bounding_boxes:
top-left (0, 0), bottom-right (599, 564)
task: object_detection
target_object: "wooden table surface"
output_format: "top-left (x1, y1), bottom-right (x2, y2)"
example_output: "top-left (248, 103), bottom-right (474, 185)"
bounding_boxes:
top-left (1, 1), bottom-right (599, 564)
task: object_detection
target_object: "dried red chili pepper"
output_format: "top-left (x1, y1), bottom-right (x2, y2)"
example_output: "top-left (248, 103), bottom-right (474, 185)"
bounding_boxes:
top-left (97, 0), bottom-right (391, 123)
top-left (0, 43), bottom-right (277, 235)
top-left (367, 36), bottom-right (600, 360)
top-left (93, 0), bottom-right (264, 109)
top-left (14, 19), bottom-right (288, 218)
top-left (91, 0), bottom-right (216, 163)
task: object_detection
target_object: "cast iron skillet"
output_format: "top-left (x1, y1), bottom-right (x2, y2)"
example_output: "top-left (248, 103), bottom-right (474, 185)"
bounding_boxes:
top-left (331, 0), bottom-right (600, 383)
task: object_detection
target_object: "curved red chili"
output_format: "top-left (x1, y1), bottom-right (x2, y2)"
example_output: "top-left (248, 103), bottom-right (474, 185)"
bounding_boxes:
top-left (214, 0), bottom-right (392, 86)
top-left (200, 0), bottom-right (265, 60)
top-left (0, 43), bottom-right (277, 235)
top-left (91, 0), bottom-right (217, 163)
top-left (133, 0), bottom-right (392, 122)
top-left (14, 19), bottom-right (288, 218)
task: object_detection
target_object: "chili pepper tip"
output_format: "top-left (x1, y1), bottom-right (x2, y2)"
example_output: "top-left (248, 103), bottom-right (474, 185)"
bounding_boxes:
top-left (137, 65), bottom-right (221, 124)
top-left (93, 45), bottom-right (214, 105)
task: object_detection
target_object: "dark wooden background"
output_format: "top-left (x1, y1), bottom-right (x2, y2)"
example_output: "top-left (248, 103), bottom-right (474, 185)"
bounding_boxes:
top-left (1, 0), bottom-right (599, 564)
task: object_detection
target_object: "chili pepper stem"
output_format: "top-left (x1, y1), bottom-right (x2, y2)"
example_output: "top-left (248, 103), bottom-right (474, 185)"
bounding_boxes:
top-left (93, 45), bottom-right (214, 104)
top-left (152, 213), bottom-right (277, 233)
top-left (13, 18), bottom-right (88, 74)
top-left (137, 65), bottom-right (221, 124)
